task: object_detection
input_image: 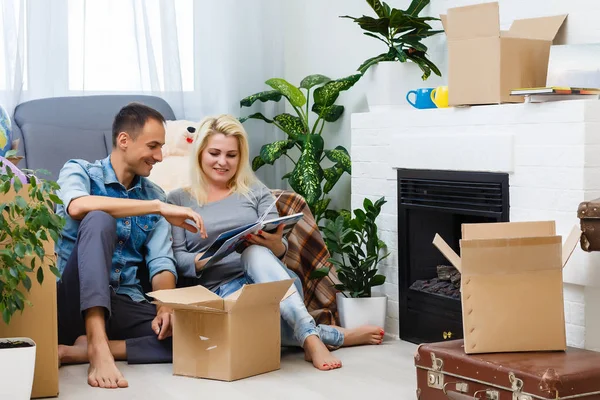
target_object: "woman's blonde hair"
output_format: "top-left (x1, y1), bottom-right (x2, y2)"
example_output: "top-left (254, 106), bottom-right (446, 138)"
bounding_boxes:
top-left (187, 114), bottom-right (257, 205)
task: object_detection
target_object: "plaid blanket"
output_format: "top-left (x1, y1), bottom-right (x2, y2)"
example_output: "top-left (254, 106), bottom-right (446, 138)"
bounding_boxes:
top-left (272, 189), bottom-right (339, 326)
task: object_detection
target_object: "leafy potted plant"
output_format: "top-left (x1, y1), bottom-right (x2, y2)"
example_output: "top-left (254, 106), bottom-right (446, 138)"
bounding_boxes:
top-left (342, 0), bottom-right (443, 110)
top-left (239, 73), bottom-right (360, 224)
top-left (312, 196), bottom-right (389, 328)
top-left (0, 151), bottom-right (65, 399)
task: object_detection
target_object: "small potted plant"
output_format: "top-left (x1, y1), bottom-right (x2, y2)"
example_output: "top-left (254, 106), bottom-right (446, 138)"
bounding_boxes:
top-left (312, 196), bottom-right (389, 328)
top-left (342, 0), bottom-right (443, 110)
top-left (0, 151), bottom-right (65, 399)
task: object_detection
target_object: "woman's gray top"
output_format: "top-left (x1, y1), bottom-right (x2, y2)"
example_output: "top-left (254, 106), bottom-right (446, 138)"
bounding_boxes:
top-left (166, 182), bottom-right (283, 290)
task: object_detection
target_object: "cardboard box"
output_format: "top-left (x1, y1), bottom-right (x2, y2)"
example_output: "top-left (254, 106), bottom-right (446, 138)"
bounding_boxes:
top-left (432, 221), bottom-right (580, 354)
top-left (0, 188), bottom-right (59, 398)
top-left (440, 2), bottom-right (567, 106)
top-left (149, 279), bottom-right (295, 381)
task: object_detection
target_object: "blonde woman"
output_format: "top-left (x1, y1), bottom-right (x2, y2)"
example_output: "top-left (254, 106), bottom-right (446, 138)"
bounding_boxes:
top-left (167, 114), bottom-right (383, 371)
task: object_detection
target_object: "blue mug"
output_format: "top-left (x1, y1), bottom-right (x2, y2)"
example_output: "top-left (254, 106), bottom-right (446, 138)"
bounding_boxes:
top-left (406, 88), bottom-right (437, 109)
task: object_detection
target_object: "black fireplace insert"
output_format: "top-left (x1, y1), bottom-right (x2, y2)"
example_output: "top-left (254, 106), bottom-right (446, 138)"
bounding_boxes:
top-left (396, 168), bottom-right (509, 344)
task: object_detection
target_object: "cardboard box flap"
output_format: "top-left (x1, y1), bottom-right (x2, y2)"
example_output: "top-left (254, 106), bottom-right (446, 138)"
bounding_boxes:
top-left (562, 225), bottom-right (581, 268)
top-left (226, 281), bottom-right (297, 302)
top-left (506, 14), bottom-right (567, 41)
top-left (445, 2), bottom-right (500, 40)
top-left (432, 234), bottom-right (462, 273)
top-left (462, 221), bottom-right (555, 240)
top-left (147, 285), bottom-right (222, 305)
top-left (229, 279), bottom-right (295, 311)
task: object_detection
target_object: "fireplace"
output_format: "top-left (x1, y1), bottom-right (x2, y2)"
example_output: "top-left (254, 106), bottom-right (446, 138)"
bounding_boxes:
top-left (396, 168), bottom-right (509, 344)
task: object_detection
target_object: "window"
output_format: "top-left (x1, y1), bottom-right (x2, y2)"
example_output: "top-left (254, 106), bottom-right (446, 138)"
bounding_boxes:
top-left (67, 0), bottom-right (194, 92)
top-left (0, 1), bottom-right (28, 90)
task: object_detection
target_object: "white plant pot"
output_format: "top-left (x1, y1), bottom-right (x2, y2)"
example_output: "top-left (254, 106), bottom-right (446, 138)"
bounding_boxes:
top-left (336, 292), bottom-right (387, 329)
top-left (0, 337), bottom-right (36, 400)
top-left (364, 61), bottom-right (443, 112)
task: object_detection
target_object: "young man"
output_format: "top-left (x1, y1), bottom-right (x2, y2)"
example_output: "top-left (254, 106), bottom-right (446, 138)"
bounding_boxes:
top-left (55, 103), bottom-right (207, 389)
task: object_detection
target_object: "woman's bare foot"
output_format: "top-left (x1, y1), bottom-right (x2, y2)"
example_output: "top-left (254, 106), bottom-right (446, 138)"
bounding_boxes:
top-left (335, 325), bottom-right (384, 347)
top-left (87, 337), bottom-right (128, 389)
top-left (58, 335), bottom-right (89, 367)
top-left (303, 335), bottom-right (342, 371)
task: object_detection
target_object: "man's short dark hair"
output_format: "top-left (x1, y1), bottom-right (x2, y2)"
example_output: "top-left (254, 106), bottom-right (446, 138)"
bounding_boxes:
top-left (112, 102), bottom-right (166, 147)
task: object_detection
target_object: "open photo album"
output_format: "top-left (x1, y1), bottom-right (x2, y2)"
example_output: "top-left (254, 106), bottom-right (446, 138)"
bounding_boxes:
top-left (199, 193), bottom-right (303, 268)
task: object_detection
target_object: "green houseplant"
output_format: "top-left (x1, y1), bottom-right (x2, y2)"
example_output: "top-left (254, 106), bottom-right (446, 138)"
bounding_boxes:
top-left (342, 0), bottom-right (443, 79)
top-left (312, 196), bottom-right (389, 328)
top-left (0, 152), bottom-right (65, 325)
top-left (239, 73), bottom-right (361, 223)
top-left (314, 196), bottom-right (389, 298)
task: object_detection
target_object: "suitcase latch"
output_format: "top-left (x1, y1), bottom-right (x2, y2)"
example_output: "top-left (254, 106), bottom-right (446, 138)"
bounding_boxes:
top-left (509, 372), bottom-right (532, 400)
top-left (427, 352), bottom-right (444, 389)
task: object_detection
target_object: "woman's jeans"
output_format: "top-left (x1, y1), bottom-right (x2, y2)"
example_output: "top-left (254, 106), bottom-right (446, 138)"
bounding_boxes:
top-left (213, 245), bottom-right (344, 348)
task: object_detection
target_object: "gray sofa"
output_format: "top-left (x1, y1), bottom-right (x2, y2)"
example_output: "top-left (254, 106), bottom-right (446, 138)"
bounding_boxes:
top-left (12, 95), bottom-right (176, 181)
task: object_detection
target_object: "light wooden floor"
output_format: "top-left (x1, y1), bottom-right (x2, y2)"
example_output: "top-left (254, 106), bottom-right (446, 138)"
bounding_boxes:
top-left (57, 339), bottom-right (418, 399)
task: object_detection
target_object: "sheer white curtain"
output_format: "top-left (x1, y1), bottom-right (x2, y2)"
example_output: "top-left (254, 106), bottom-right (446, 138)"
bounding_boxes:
top-left (0, 0), bottom-right (286, 187)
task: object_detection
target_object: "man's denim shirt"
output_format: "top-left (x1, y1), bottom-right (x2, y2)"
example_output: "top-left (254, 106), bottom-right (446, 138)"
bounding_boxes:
top-left (55, 156), bottom-right (177, 303)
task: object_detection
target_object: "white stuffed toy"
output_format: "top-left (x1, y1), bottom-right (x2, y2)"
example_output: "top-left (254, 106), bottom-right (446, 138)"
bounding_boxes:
top-left (148, 119), bottom-right (200, 193)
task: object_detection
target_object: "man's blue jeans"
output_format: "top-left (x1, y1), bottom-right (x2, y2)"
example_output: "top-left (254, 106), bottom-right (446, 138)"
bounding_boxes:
top-left (213, 245), bottom-right (344, 348)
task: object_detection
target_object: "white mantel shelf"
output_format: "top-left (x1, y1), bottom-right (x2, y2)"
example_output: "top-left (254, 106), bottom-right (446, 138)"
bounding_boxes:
top-left (350, 99), bottom-right (600, 348)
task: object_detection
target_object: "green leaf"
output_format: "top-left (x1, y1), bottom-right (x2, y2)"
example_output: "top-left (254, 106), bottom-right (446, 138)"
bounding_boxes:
top-left (407, 51), bottom-right (442, 79)
top-left (323, 166), bottom-right (344, 194)
top-left (49, 193), bottom-right (62, 205)
top-left (273, 113), bottom-right (306, 139)
top-left (49, 229), bottom-right (59, 243)
top-left (36, 266), bottom-right (44, 284)
top-left (341, 15), bottom-right (390, 37)
top-left (402, 37), bottom-right (428, 52)
top-left (14, 242), bottom-right (26, 257)
top-left (325, 146), bottom-right (351, 173)
top-left (314, 74), bottom-right (362, 107)
top-left (313, 198), bottom-right (331, 219)
top-left (370, 274), bottom-right (386, 286)
top-left (389, 9), bottom-right (410, 29)
top-left (15, 195), bottom-right (27, 209)
top-left (252, 155), bottom-right (266, 171)
top-left (367, 0), bottom-right (388, 18)
top-left (259, 140), bottom-right (295, 165)
top-left (49, 265), bottom-right (61, 278)
top-left (399, 28), bottom-right (444, 41)
top-left (309, 267), bottom-right (330, 279)
top-left (240, 90), bottom-right (283, 107)
top-left (2, 308), bottom-right (10, 325)
top-left (13, 178), bottom-right (23, 192)
top-left (281, 172), bottom-right (292, 181)
top-left (288, 135), bottom-right (324, 206)
top-left (265, 78), bottom-right (306, 108)
top-left (311, 104), bottom-right (344, 123)
top-left (239, 112), bottom-right (274, 124)
top-left (4, 149), bottom-right (18, 158)
top-left (22, 275), bottom-right (32, 291)
top-left (300, 74), bottom-right (331, 90)
top-left (406, 0), bottom-right (430, 17)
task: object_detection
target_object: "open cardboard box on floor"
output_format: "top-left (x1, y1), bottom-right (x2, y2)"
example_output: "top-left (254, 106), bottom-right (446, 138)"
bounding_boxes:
top-left (440, 2), bottom-right (567, 106)
top-left (149, 279), bottom-right (295, 381)
top-left (432, 221), bottom-right (580, 354)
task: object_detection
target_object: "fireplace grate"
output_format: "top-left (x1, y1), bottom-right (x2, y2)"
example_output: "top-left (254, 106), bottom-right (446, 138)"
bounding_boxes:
top-left (399, 178), bottom-right (504, 214)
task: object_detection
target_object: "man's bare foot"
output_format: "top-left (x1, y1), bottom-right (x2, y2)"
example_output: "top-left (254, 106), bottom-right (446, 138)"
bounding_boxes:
top-left (58, 335), bottom-right (89, 367)
top-left (87, 338), bottom-right (128, 389)
top-left (303, 335), bottom-right (342, 371)
top-left (335, 325), bottom-right (384, 347)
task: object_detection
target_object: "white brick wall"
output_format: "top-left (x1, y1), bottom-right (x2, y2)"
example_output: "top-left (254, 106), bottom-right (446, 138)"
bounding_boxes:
top-left (351, 100), bottom-right (600, 346)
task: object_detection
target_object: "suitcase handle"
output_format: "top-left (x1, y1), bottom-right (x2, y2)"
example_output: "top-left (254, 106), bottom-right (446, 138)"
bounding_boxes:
top-left (444, 384), bottom-right (499, 400)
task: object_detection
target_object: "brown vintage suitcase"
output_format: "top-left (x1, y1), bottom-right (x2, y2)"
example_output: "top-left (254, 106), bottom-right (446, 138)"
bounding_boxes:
top-left (415, 340), bottom-right (600, 399)
top-left (578, 199), bottom-right (600, 251)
